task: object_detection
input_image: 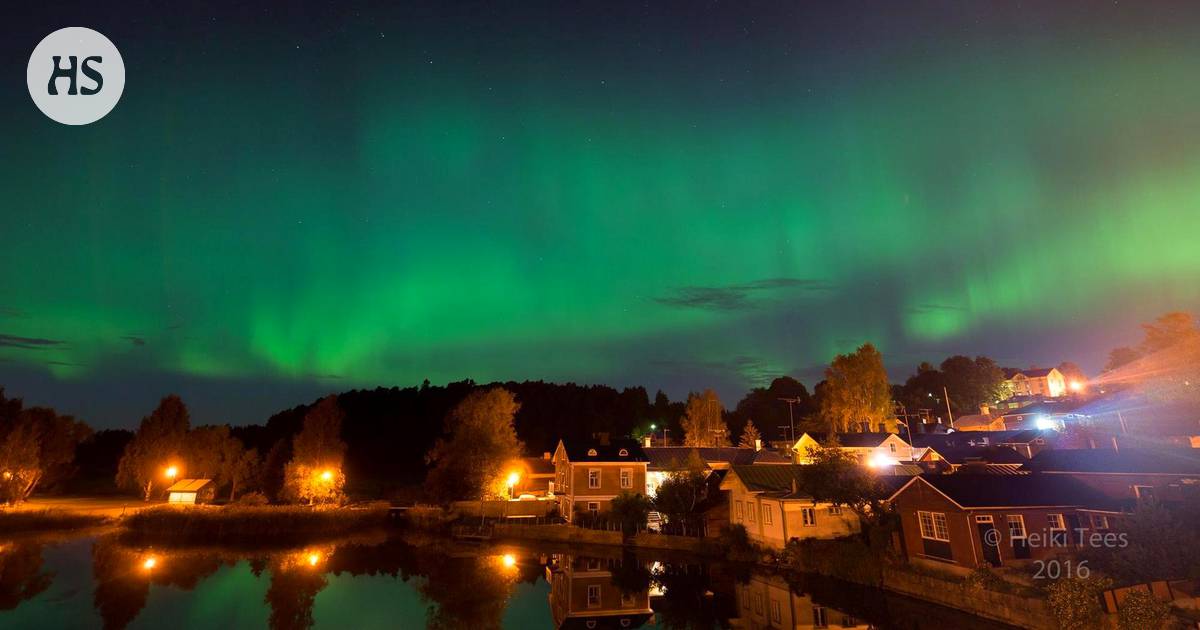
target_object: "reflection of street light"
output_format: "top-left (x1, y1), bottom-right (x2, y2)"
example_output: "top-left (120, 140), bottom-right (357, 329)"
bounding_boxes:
top-left (501, 554), bottom-right (516, 568)
top-left (307, 553), bottom-right (321, 567)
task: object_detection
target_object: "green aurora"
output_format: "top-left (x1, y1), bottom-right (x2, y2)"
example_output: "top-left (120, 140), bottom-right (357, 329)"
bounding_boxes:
top-left (2, 3), bottom-right (1199, 426)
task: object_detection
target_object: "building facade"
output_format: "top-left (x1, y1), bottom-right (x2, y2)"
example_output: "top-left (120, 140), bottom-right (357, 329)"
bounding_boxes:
top-left (553, 438), bottom-right (648, 522)
top-left (721, 465), bottom-right (861, 550)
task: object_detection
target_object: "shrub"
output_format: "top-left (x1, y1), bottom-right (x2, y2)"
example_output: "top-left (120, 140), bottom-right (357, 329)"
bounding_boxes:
top-left (963, 566), bottom-right (1009, 592)
top-left (235, 491), bottom-right (268, 506)
top-left (1046, 576), bottom-right (1112, 630)
top-left (1117, 590), bottom-right (1169, 630)
top-left (610, 492), bottom-right (650, 536)
top-left (717, 524), bottom-right (758, 562)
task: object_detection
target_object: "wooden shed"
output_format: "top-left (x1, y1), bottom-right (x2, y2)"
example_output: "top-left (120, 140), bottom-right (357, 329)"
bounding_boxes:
top-left (166, 479), bottom-right (216, 505)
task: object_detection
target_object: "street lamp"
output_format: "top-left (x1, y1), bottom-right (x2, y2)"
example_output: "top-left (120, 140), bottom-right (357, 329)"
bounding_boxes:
top-left (320, 470), bottom-right (333, 482)
top-left (142, 556), bottom-right (158, 571)
top-left (165, 466), bottom-right (178, 480)
top-left (506, 471), bottom-right (520, 499)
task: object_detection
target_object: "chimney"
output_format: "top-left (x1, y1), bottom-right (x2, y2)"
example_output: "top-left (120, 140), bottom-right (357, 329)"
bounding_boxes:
top-left (542, 452), bottom-right (551, 460)
top-left (643, 436), bottom-right (652, 448)
top-left (754, 438), bottom-right (762, 451)
top-left (596, 432), bottom-right (610, 446)
top-left (791, 477), bottom-right (798, 495)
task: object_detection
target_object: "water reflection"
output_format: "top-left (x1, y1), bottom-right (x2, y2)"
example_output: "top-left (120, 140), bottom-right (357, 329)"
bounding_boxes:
top-left (0, 532), bottom-right (1018, 629)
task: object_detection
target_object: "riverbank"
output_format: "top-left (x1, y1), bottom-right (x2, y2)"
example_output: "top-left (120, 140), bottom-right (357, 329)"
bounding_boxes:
top-left (121, 503), bottom-right (392, 545)
top-left (0, 509), bottom-right (111, 534)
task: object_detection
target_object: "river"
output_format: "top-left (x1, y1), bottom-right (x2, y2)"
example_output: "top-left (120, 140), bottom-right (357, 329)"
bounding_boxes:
top-left (0, 529), bottom-right (1015, 629)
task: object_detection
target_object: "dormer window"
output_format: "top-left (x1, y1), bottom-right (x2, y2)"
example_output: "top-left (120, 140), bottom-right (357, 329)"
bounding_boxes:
top-left (587, 448), bottom-right (598, 457)
top-left (618, 448), bottom-right (629, 457)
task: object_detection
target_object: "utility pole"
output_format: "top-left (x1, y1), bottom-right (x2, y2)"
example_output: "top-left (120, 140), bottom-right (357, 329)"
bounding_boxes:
top-left (943, 386), bottom-right (955, 429)
top-left (778, 397), bottom-right (799, 446)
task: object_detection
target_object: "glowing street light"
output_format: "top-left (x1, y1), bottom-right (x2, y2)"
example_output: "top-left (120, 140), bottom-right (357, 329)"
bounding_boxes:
top-left (506, 471), bottom-right (520, 500)
top-left (320, 470), bottom-right (334, 482)
top-left (142, 556), bottom-right (158, 570)
top-left (1069, 380), bottom-right (1085, 392)
top-left (501, 553), bottom-right (516, 569)
top-left (307, 552), bottom-right (321, 567)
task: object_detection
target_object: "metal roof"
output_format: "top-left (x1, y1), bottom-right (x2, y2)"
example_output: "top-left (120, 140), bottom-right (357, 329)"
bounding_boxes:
top-left (166, 478), bottom-right (214, 492)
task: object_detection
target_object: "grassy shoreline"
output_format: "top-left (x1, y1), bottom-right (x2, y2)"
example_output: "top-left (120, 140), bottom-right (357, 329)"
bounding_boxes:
top-left (0, 509), bottom-right (111, 534)
top-left (121, 503), bottom-right (392, 544)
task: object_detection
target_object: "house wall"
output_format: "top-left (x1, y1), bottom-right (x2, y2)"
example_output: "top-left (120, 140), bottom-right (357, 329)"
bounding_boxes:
top-left (549, 559), bottom-right (652, 627)
top-left (735, 573), bottom-right (867, 629)
top-left (553, 449), bottom-right (647, 521)
top-left (894, 481), bottom-right (1101, 569)
top-left (727, 480), bottom-right (860, 549)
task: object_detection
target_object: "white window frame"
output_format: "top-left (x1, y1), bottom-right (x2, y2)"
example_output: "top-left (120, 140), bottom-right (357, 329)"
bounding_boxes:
top-left (1047, 513), bottom-right (1065, 530)
top-left (1007, 514), bottom-right (1026, 540)
top-left (827, 505), bottom-right (842, 516)
top-left (763, 504), bottom-right (773, 525)
top-left (1133, 485), bottom-right (1154, 501)
top-left (588, 468), bottom-right (601, 489)
top-left (1092, 514), bottom-right (1110, 529)
top-left (735, 500), bottom-right (744, 520)
top-left (747, 502), bottom-right (756, 523)
top-left (770, 598), bottom-right (782, 623)
top-left (619, 468), bottom-right (632, 489)
top-left (802, 507), bottom-right (817, 527)
top-left (813, 606), bottom-right (828, 628)
top-left (917, 510), bottom-right (949, 541)
top-left (587, 501), bottom-right (600, 515)
top-left (587, 584), bottom-right (601, 608)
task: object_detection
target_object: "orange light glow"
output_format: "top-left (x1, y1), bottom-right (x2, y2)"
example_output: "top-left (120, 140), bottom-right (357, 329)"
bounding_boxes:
top-left (165, 466), bottom-right (178, 479)
top-left (1069, 380), bottom-right (1084, 392)
top-left (307, 553), bottom-right (321, 566)
top-left (501, 554), bottom-right (516, 568)
top-left (142, 556), bottom-right (157, 570)
top-left (506, 472), bottom-right (520, 487)
top-left (320, 470), bottom-right (333, 482)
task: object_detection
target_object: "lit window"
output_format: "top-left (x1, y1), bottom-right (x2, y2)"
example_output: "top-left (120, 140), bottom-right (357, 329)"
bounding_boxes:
top-left (802, 507), bottom-right (816, 526)
top-left (589, 469), bottom-right (600, 488)
top-left (620, 469), bottom-right (632, 489)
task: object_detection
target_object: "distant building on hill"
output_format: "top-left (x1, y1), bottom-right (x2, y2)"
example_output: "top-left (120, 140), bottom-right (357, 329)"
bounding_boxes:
top-left (1004, 367), bottom-right (1067, 399)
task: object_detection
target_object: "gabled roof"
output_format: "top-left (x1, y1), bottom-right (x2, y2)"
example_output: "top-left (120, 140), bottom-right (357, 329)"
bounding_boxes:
top-left (932, 445), bottom-right (1029, 466)
top-left (560, 438), bottom-right (649, 463)
top-left (1006, 367), bottom-right (1057, 379)
top-left (642, 446), bottom-right (762, 470)
top-left (892, 474), bottom-right (1115, 509)
top-left (521, 456), bottom-right (556, 475)
top-left (911, 430), bottom-right (1054, 450)
top-left (753, 449), bottom-right (790, 464)
top-left (166, 479), bottom-right (214, 492)
top-left (725, 465), bottom-right (809, 497)
top-left (799, 432), bottom-right (904, 448)
top-left (1024, 448), bottom-right (1200, 475)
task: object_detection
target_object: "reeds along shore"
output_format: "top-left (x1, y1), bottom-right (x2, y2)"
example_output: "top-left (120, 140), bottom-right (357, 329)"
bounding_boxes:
top-left (0, 509), bottom-right (110, 534)
top-left (121, 503), bottom-right (392, 545)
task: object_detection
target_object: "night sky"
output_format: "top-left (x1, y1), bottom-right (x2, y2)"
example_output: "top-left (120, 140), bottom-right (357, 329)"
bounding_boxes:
top-left (3, 2), bottom-right (1200, 428)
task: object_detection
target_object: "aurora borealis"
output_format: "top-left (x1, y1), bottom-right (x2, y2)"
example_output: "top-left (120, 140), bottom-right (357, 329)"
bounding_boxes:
top-left (3, 2), bottom-right (1200, 427)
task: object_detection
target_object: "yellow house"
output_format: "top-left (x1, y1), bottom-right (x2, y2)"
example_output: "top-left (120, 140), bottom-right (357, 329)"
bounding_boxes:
top-left (735, 572), bottom-right (869, 628)
top-left (720, 465), bottom-right (861, 550)
top-left (1004, 368), bottom-right (1067, 398)
top-left (792, 432), bottom-right (913, 466)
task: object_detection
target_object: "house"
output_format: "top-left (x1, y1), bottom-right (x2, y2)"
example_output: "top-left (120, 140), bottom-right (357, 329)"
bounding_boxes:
top-left (912, 429), bottom-right (1057, 459)
top-left (166, 479), bottom-right (216, 505)
top-left (1022, 447), bottom-right (1200, 507)
top-left (888, 474), bottom-right (1121, 573)
top-left (793, 432), bottom-right (913, 466)
top-left (553, 437), bottom-right (648, 522)
top-left (720, 465), bottom-right (861, 550)
top-left (547, 553), bottom-right (654, 629)
top-left (734, 572), bottom-right (868, 629)
top-left (642, 446), bottom-right (788, 496)
top-left (513, 454), bottom-right (557, 497)
top-left (921, 445), bottom-right (1029, 474)
top-left (1004, 368), bottom-right (1067, 399)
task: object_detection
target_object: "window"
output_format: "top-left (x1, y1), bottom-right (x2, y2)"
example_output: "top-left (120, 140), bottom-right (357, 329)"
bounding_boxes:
top-left (1047, 514), bottom-right (1065, 530)
top-left (587, 584), bottom-right (601, 608)
top-left (618, 448), bottom-right (629, 457)
top-left (1091, 514), bottom-right (1110, 529)
top-left (889, 442), bottom-right (897, 453)
top-left (763, 504), bottom-right (773, 525)
top-left (1133, 485), bottom-right (1155, 502)
top-left (747, 503), bottom-right (756, 523)
top-left (770, 599), bottom-right (782, 623)
top-left (620, 469), bottom-right (632, 489)
top-left (588, 469), bottom-right (601, 489)
top-left (735, 500), bottom-right (744, 520)
top-left (917, 511), bottom-right (949, 541)
top-left (586, 557), bottom-right (602, 571)
top-left (812, 606), bottom-right (828, 628)
top-left (621, 591), bottom-right (636, 607)
top-left (827, 505), bottom-right (842, 516)
top-left (587, 448), bottom-right (598, 457)
top-left (753, 592), bottom-right (763, 614)
top-left (1007, 514), bottom-right (1026, 539)
top-left (975, 514), bottom-right (994, 524)
top-left (802, 507), bottom-right (816, 527)
top-left (588, 501), bottom-right (600, 515)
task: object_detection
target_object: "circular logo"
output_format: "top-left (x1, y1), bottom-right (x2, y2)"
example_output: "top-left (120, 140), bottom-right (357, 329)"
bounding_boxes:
top-left (27, 27), bottom-right (125, 125)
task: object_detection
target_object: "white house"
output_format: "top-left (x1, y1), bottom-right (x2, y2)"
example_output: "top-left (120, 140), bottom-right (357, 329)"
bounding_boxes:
top-left (720, 465), bottom-right (861, 550)
top-left (166, 478), bottom-right (216, 505)
top-left (792, 432), bottom-right (913, 467)
top-left (1004, 368), bottom-right (1067, 398)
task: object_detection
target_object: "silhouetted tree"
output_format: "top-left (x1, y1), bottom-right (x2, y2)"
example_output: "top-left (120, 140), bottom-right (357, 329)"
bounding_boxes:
top-left (425, 388), bottom-right (523, 502)
top-left (681, 389), bottom-right (729, 447)
top-left (116, 395), bottom-right (191, 500)
top-left (737, 420), bottom-right (762, 449)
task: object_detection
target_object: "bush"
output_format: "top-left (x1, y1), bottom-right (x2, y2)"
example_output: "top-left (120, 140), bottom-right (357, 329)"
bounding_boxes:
top-left (1118, 590), bottom-right (1169, 630)
top-left (235, 491), bottom-right (268, 506)
top-left (123, 503), bottom-right (389, 545)
top-left (963, 566), bottom-right (1009, 592)
top-left (610, 492), bottom-right (650, 536)
top-left (0, 509), bottom-right (108, 534)
top-left (716, 524), bottom-right (758, 562)
top-left (1046, 576), bottom-right (1112, 630)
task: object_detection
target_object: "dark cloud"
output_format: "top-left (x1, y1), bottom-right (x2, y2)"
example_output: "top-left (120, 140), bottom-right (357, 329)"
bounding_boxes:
top-left (306, 373), bottom-right (343, 380)
top-left (651, 354), bottom-right (779, 386)
top-left (0, 334), bottom-right (64, 349)
top-left (123, 336), bottom-right (147, 346)
top-left (653, 277), bottom-right (832, 311)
